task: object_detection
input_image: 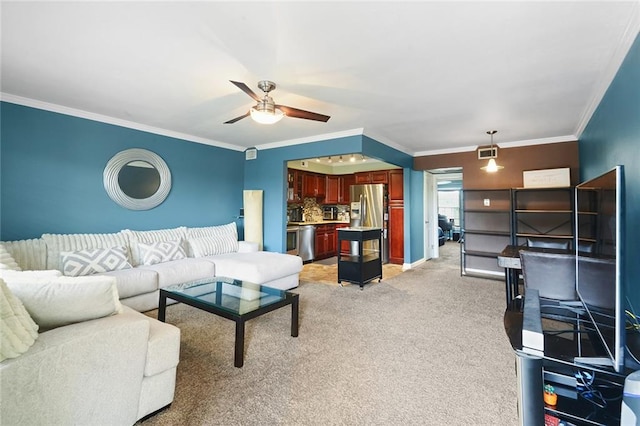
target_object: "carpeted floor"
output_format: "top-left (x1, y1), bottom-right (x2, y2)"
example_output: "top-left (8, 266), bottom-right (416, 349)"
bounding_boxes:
top-left (140, 241), bottom-right (518, 425)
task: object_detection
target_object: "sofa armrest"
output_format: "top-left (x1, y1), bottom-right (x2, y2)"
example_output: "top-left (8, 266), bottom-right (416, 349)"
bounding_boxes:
top-left (238, 241), bottom-right (260, 253)
top-left (0, 310), bottom-right (150, 425)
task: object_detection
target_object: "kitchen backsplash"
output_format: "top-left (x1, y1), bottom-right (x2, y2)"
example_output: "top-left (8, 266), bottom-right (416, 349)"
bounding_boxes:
top-left (294, 198), bottom-right (350, 222)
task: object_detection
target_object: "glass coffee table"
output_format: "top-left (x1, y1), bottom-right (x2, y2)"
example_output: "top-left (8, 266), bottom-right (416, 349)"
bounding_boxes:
top-left (158, 277), bottom-right (299, 368)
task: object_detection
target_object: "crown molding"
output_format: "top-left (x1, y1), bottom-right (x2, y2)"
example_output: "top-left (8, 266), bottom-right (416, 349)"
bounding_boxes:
top-left (496, 135), bottom-right (577, 148)
top-left (0, 92), bottom-right (246, 152)
top-left (414, 134), bottom-right (577, 157)
top-left (414, 145), bottom-right (479, 156)
top-left (574, 3), bottom-right (640, 138)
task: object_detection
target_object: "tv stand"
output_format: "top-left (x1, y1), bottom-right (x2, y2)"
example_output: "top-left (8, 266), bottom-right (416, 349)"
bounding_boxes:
top-left (504, 293), bottom-right (630, 425)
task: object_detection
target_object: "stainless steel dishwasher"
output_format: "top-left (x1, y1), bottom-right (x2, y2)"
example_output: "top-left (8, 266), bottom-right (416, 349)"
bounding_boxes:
top-left (298, 225), bottom-right (316, 262)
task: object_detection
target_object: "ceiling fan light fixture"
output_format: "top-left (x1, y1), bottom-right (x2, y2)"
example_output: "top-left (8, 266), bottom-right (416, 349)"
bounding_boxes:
top-left (250, 105), bottom-right (284, 125)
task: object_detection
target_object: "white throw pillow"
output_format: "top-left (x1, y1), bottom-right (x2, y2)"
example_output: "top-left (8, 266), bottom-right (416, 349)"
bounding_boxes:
top-left (137, 240), bottom-right (186, 265)
top-left (187, 223), bottom-right (239, 256)
top-left (188, 236), bottom-right (236, 257)
top-left (3, 275), bottom-right (122, 331)
top-left (0, 245), bottom-right (22, 271)
top-left (60, 246), bottom-right (132, 277)
top-left (0, 278), bottom-right (38, 362)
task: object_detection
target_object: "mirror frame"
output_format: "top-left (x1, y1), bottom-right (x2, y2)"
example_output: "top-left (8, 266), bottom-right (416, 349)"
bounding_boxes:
top-left (103, 148), bottom-right (171, 210)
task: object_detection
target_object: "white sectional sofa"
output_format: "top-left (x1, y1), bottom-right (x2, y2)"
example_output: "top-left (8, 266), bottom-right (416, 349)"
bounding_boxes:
top-left (2, 222), bottom-right (303, 311)
top-left (0, 222), bottom-right (302, 425)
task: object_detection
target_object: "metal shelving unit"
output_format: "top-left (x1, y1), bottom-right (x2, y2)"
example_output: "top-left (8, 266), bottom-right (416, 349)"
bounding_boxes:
top-left (461, 189), bottom-right (512, 279)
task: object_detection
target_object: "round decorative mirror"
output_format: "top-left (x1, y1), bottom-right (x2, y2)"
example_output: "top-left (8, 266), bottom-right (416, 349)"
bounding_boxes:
top-left (104, 148), bottom-right (171, 210)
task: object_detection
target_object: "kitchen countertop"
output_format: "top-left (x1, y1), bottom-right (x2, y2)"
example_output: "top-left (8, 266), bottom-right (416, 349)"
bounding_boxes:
top-left (287, 220), bottom-right (350, 226)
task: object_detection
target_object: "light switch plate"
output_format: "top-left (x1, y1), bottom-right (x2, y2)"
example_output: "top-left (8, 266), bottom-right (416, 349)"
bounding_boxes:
top-left (483, 198), bottom-right (490, 206)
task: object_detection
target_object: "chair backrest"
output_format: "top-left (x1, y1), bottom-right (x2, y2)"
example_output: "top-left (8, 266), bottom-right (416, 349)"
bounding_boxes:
top-left (520, 250), bottom-right (577, 301)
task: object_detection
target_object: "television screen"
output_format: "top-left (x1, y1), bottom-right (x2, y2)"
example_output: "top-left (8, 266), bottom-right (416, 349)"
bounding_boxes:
top-left (575, 165), bottom-right (625, 372)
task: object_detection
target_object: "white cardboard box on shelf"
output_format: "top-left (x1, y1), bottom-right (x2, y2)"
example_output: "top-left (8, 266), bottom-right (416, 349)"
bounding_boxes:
top-left (523, 167), bottom-right (570, 188)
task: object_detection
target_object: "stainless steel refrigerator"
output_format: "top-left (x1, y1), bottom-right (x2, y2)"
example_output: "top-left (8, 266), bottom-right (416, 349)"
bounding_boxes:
top-left (349, 184), bottom-right (389, 263)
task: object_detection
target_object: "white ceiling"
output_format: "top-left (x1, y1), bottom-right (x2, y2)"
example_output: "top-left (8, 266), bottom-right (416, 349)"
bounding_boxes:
top-left (2, 1), bottom-right (638, 155)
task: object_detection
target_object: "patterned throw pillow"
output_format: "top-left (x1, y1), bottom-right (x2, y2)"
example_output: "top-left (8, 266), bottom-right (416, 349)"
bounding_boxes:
top-left (61, 246), bottom-right (132, 277)
top-left (137, 240), bottom-right (186, 266)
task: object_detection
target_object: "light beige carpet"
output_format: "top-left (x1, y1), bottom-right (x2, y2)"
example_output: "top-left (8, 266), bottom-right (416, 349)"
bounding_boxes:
top-left (139, 241), bottom-right (518, 425)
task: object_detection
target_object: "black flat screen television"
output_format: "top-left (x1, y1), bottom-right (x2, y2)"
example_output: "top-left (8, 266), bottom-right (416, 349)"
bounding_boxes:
top-left (575, 165), bottom-right (625, 372)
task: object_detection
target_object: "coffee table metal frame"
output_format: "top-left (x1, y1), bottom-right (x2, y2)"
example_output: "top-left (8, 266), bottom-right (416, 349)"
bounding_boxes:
top-left (158, 278), bottom-right (299, 368)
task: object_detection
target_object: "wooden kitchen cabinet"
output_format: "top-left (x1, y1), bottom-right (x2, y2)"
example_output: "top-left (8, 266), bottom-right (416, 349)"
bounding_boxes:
top-left (287, 169), bottom-right (303, 203)
top-left (388, 203), bottom-right (404, 264)
top-left (388, 170), bottom-right (404, 202)
top-left (354, 170), bottom-right (389, 184)
top-left (315, 224), bottom-right (336, 260)
top-left (303, 173), bottom-right (326, 198)
top-left (339, 174), bottom-right (355, 204)
top-left (325, 175), bottom-right (339, 204)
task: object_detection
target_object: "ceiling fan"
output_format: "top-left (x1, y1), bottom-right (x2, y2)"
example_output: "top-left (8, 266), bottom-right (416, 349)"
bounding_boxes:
top-left (224, 80), bottom-right (330, 125)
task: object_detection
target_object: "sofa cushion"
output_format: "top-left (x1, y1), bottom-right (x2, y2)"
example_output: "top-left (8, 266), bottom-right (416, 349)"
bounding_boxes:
top-left (0, 279), bottom-right (38, 361)
top-left (138, 258), bottom-right (216, 288)
top-left (123, 227), bottom-right (187, 267)
top-left (204, 251), bottom-right (303, 284)
top-left (42, 232), bottom-right (131, 270)
top-left (138, 240), bottom-right (186, 266)
top-left (0, 245), bottom-right (22, 271)
top-left (186, 223), bottom-right (238, 256)
top-left (60, 246), bottom-right (132, 277)
top-left (98, 267), bottom-right (159, 299)
top-left (3, 274), bottom-right (123, 331)
top-left (132, 306), bottom-right (180, 377)
top-left (0, 269), bottom-right (62, 280)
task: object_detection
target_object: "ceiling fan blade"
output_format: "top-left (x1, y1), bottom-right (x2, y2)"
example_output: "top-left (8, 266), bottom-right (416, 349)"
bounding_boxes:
top-left (229, 80), bottom-right (261, 102)
top-left (223, 111), bottom-right (250, 124)
top-left (276, 105), bottom-right (330, 122)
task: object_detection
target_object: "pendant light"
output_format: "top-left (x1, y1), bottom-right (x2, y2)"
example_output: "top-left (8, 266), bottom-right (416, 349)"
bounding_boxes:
top-left (481, 130), bottom-right (504, 173)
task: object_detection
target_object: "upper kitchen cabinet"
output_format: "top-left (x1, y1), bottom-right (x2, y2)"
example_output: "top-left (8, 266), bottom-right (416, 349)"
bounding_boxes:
top-left (303, 172), bottom-right (326, 198)
top-left (388, 170), bottom-right (403, 202)
top-left (355, 170), bottom-right (389, 184)
top-left (339, 174), bottom-right (356, 204)
top-left (325, 175), bottom-right (340, 204)
top-left (287, 168), bottom-right (303, 203)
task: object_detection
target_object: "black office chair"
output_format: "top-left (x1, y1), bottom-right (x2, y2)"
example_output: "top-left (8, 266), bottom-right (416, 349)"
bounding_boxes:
top-left (519, 250), bottom-right (577, 301)
top-left (438, 214), bottom-right (452, 232)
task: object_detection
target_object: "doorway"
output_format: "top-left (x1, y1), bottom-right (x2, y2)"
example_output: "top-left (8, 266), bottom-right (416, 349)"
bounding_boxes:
top-left (426, 168), bottom-right (463, 262)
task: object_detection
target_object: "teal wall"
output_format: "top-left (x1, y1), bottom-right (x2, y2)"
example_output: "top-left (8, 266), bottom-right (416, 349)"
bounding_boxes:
top-left (408, 168), bottom-right (425, 263)
top-left (579, 33), bottom-right (640, 307)
top-left (244, 134), bottom-right (416, 262)
top-left (0, 102), bottom-right (245, 241)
